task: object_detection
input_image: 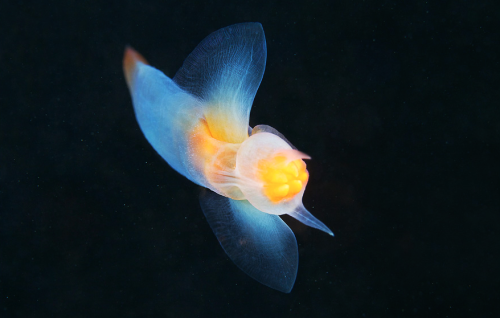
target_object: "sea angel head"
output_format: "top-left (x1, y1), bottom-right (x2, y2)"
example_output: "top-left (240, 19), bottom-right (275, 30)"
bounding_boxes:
top-left (235, 131), bottom-right (310, 215)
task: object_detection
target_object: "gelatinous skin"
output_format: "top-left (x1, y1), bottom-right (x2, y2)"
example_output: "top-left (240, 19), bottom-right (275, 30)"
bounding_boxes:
top-left (123, 23), bottom-right (333, 293)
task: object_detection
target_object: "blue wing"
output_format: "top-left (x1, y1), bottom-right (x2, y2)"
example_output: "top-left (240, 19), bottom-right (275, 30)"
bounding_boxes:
top-left (128, 58), bottom-right (207, 186)
top-left (199, 189), bottom-right (298, 293)
top-left (174, 23), bottom-right (267, 143)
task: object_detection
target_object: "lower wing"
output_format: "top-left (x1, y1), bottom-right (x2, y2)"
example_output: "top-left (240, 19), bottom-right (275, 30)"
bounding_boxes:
top-left (199, 189), bottom-right (298, 293)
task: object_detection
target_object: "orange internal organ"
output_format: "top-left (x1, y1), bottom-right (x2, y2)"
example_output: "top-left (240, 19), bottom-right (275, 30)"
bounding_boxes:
top-left (258, 155), bottom-right (309, 203)
top-left (190, 120), bottom-right (219, 160)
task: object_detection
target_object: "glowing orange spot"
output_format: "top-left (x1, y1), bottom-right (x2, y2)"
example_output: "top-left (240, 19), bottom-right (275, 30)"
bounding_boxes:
top-left (259, 156), bottom-right (308, 203)
top-left (269, 184), bottom-right (289, 198)
top-left (189, 120), bottom-right (241, 199)
top-left (298, 171), bottom-right (309, 183)
top-left (190, 120), bottom-right (218, 157)
top-left (283, 163), bottom-right (298, 178)
top-left (205, 106), bottom-right (248, 143)
top-left (123, 46), bottom-right (148, 89)
top-left (288, 180), bottom-right (302, 196)
top-left (264, 171), bottom-right (288, 183)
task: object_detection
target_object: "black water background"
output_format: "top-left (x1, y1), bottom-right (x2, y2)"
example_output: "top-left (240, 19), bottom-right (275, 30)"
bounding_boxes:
top-left (1, 1), bottom-right (499, 317)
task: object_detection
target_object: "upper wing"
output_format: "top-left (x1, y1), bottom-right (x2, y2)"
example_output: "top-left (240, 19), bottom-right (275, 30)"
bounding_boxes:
top-left (199, 189), bottom-right (298, 293)
top-left (123, 47), bottom-right (205, 185)
top-left (174, 23), bottom-right (267, 143)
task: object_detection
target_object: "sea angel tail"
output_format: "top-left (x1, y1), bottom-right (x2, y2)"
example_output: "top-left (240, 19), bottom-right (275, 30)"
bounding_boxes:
top-left (288, 205), bottom-right (334, 236)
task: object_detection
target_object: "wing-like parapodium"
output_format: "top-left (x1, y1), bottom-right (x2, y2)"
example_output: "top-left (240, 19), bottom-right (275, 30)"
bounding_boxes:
top-left (199, 189), bottom-right (298, 293)
top-left (174, 23), bottom-right (267, 143)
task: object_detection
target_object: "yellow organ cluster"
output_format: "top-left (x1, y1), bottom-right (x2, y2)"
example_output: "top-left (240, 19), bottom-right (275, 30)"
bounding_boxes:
top-left (258, 155), bottom-right (309, 203)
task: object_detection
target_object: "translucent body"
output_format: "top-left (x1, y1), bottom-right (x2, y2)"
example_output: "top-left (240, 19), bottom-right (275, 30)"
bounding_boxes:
top-left (124, 23), bottom-right (333, 293)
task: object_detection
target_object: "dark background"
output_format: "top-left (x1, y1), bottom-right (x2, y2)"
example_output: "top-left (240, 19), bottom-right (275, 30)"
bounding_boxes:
top-left (1, 0), bottom-right (499, 317)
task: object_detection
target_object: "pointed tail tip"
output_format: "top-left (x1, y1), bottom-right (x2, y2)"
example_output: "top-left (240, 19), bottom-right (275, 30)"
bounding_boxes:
top-left (323, 227), bottom-right (334, 237)
top-left (316, 223), bottom-right (334, 237)
top-left (123, 46), bottom-right (149, 88)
